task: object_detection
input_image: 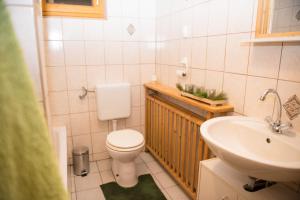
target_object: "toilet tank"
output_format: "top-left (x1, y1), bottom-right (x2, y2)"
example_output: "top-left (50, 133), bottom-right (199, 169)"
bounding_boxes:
top-left (96, 83), bottom-right (131, 121)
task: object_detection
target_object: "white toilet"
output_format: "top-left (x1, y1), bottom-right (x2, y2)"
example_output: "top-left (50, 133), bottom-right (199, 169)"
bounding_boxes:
top-left (95, 83), bottom-right (145, 188)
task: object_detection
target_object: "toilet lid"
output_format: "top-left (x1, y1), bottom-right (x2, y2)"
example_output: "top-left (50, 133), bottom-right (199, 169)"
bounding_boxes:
top-left (107, 129), bottom-right (144, 149)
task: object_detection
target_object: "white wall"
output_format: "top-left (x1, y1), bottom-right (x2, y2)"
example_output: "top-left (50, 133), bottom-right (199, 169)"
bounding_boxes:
top-left (4, 0), bottom-right (49, 120)
top-left (156, 0), bottom-right (300, 132)
top-left (43, 0), bottom-right (300, 164)
top-left (43, 0), bottom-right (157, 163)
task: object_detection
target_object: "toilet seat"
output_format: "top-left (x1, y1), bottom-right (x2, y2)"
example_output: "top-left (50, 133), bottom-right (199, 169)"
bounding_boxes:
top-left (106, 129), bottom-right (144, 152)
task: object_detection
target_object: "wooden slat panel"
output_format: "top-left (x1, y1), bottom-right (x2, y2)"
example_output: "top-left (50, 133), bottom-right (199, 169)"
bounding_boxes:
top-left (145, 93), bottom-right (215, 200)
top-left (190, 124), bottom-right (198, 191)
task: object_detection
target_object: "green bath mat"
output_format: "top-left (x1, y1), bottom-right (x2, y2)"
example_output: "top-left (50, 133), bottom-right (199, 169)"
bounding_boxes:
top-left (100, 174), bottom-right (167, 200)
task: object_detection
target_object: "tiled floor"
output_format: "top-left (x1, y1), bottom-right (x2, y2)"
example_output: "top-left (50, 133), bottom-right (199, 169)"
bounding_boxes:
top-left (68, 152), bottom-right (191, 200)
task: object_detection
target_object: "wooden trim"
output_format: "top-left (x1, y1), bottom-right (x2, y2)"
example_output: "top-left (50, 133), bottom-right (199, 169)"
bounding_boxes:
top-left (144, 82), bottom-right (234, 114)
top-left (42, 0), bottom-right (105, 18)
top-left (255, 0), bottom-right (300, 38)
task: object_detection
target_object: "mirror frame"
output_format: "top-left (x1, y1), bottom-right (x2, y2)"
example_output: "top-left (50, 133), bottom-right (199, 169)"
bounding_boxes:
top-left (256, 0), bottom-right (300, 38)
top-left (42, 0), bottom-right (105, 18)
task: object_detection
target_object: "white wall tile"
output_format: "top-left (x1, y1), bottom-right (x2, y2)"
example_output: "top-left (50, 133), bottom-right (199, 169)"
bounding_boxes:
top-left (70, 113), bottom-right (90, 135)
top-left (207, 0), bottom-right (229, 35)
top-left (123, 42), bottom-right (140, 64)
top-left (192, 2), bottom-right (209, 37)
top-left (190, 69), bottom-right (206, 87)
top-left (106, 65), bottom-right (124, 83)
top-left (244, 76), bottom-right (277, 119)
top-left (122, 0), bottom-right (139, 18)
top-left (84, 19), bottom-right (104, 41)
top-left (279, 42), bottom-right (300, 82)
top-left (227, 0), bottom-right (254, 33)
top-left (62, 18), bottom-right (84, 40)
top-left (206, 35), bottom-right (226, 71)
top-left (248, 43), bottom-right (282, 78)
top-left (205, 70), bottom-right (224, 92)
top-left (64, 41), bottom-right (86, 66)
top-left (223, 73), bottom-right (247, 113)
top-left (225, 33), bottom-right (251, 74)
top-left (139, 19), bottom-right (156, 41)
top-left (106, 0), bottom-right (122, 17)
top-left (91, 133), bottom-right (107, 153)
top-left (47, 67), bottom-right (67, 91)
top-left (85, 41), bottom-right (105, 65)
top-left (45, 41), bottom-right (65, 66)
top-left (131, 86), bottom-right (141, 107)
top-left (49, 92), bottom-right (69, 115)
top-left (89, 112), bottom-right (108, 133)
top-left (140, 0), bottom-right (156, 19)
top-left (43, 17), bottom-right (62, 40)
top-left (191, 37), bottom-right (207, 69)
top-left (140, 42), bottom-right (156, 63)
top-left (103, 17), bottom-right (123, 41)
top-left (86, 66), bottom-right (106, 90)
top-left (124, 65), bottom-right (140, 86)
top-left (179, 39), bottom-right (192, 65)
top-left (126, 107), bottom-right (141, 127)
top-left (105, 42), bottom-right (123, 64)
top-left (66, 66), bottom-right (87, 90)
top-left (141, 64), bottom-right (155, 84)
top-left (68, 90), bottom-right (89, 113)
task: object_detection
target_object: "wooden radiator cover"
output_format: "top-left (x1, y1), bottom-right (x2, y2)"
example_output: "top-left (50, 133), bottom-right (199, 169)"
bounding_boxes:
top-left (144, 83), bottom-right (234, 200)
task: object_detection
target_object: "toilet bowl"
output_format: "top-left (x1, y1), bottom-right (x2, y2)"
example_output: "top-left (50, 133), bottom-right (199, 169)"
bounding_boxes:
top-left (106, 129), bottom-right (145, 187)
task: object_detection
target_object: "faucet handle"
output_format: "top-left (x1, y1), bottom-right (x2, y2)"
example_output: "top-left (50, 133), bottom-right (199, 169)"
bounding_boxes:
top-left (279, 122), bottom-right (293, 131)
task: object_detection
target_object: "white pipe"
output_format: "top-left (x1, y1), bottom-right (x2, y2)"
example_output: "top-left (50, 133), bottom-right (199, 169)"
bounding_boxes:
top-left (53, 126), bottom-right (67, 190)
top-left (112, 120), bottom-right (118, 131)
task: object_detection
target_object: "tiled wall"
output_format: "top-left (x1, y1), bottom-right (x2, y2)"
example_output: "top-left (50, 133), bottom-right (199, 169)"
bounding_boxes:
top-left (155, 0), bottom-right (300, 132)
top-left (43, 0), bottom-right (157, 163)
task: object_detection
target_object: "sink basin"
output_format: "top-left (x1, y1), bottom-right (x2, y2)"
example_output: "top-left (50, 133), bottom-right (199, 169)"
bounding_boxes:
top-left (200, 116), bottom-right (300, 182)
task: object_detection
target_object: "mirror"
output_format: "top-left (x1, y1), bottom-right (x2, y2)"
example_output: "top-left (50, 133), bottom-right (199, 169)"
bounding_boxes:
top-left (46, 0), bottom-right (93, 6)
top-left (256, 0), bottom-right (300, 38)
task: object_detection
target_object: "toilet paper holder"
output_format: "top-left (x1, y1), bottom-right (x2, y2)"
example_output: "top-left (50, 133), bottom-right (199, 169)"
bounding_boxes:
top-left (78, 86), bottom-right (95, 100)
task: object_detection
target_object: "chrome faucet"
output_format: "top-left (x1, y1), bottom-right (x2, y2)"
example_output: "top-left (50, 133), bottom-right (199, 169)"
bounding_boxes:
top-left (260, 89), bottom-right (292, 134)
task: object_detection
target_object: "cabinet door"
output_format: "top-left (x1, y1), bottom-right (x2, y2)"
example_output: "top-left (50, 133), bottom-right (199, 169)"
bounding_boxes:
top-left (198, 167), bottom-right (237, 200)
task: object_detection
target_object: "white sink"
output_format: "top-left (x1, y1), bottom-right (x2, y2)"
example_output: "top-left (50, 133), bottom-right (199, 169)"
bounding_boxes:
top-left (200, 116), bottom-right (300, 182)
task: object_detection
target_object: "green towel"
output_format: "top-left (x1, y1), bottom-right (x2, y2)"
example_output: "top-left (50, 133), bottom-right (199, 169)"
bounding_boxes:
top-left (0, 1), bottom-right (68, 200)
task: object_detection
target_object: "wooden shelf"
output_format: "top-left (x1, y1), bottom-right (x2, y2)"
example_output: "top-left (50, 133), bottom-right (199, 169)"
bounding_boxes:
top-left (144, 82), bottom-right (234, 114)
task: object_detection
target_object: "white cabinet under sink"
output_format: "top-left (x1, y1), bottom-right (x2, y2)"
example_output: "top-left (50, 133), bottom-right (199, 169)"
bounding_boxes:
top-left (197, 158), bottom-right (300, 200)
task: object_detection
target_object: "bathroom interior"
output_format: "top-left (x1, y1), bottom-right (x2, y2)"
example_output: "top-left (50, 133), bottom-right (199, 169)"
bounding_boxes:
top-left (1, 0), bottom-right (300, 199)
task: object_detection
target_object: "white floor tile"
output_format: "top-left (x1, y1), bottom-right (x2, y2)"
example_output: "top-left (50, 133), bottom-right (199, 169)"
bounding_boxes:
top-left (90, 162), bottom-right (99, 174)
top-left (165, 185), bottom-right (191, 200)
top-left (97, 159), bottom-right (112, 171)
top-left (155, 172), bottom-right (177, 188)
top-left (74, 173), bottom-right (102, 191)
top-left (100, 170), bottom-right (115, 184)
top-left (137, 163), bottom-right (150, 176)
top-left (76, 188), bottom-right (105, 200)
top-left (140, 152), bottom-right (155, 163)
top-left (152, 176), bottom-right (172, 200)
top-left (146, 161), bottom-right (164, 174)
